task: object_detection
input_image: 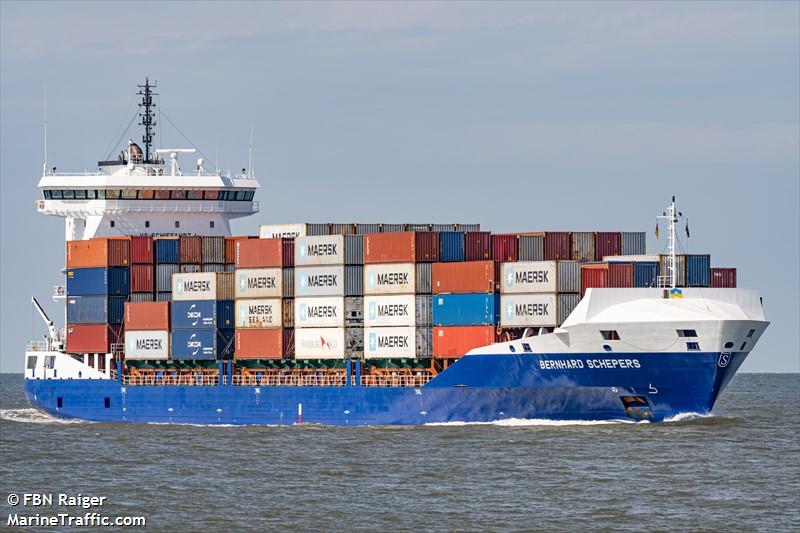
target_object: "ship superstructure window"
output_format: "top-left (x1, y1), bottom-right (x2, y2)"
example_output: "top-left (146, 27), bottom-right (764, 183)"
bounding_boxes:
top-left (686, 342), bottom-right (700, 351)
top-left (110, 220), bottom-right (115, 228)
top-left (508, 345), bottom-right (516, 353)
top-left (521, 343), bottom-right (532, 353)
top-left (724, 342), bottom-right (734, 348)
top-left (121, 189), bottom-right (137, 199)
top-left (677, 329), bottom-right (698, 338)
top-left (209, 221), bottom-right (215, 228)
top-left (107, 189), bottom-right (121, 199)
top-left (26, 356), bottom-right (37, 370)
top-left (600, 330), bottom-right (620, 341)
top-left (62, 190), bottom-right (75, 199)
top-left (74, 190), bottom-right (87, 199)
top-left (747, 329), bottom-right (756, 338)
top-left (139, 189), bottom-right (154, 199)
top-left (145, 221), bottom-right (150, 228)
top-left (204, 190), bottom-right (219, 200)
top-left (44, 355), bottom-right (55, 369)
top-left (155, 190), bottom-right (170, 199)
top-left (172, 190), bottom-right (187, 199)
top-left (187, 190), bottom-right (203, 200)
top-left (175, 221), bottom-right (180, 228)
top-left (45, 189), bottom-right (254, 201)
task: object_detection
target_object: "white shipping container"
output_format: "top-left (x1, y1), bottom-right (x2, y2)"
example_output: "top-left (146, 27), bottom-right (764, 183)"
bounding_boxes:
top-left (172, 272), bottom-right (217, 301)
top-left (235, 298), bottom-right (283, 329)
top-left (125, 330), bottom-right (169, 360)
top-left (295, 296), bottom-right (344, 328)
top-left (500, 293), bottom-right (558, 327)
top-left (259, 223), bottom-right (309, 239)
top-left (365, 295), bottom-right (416, 327)
top-left (294, 327), bottom-right (346, 359)
top-left (365, 327), bottom-right (418, 358)
top-left (296, 235), bottom-right (344, 266)
top-left (235, 268), bottom-right (283, 298)
top-left (364, 263), bottom-right (415, 295)
top-left (295, 265), bottom-right (346, 297)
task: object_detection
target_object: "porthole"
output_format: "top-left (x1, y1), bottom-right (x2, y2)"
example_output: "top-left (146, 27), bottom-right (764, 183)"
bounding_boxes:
top-left (603, 344), bottom-right (612, 352)
top-left (508, 345), bottom-right (516, 353)
top-left (724, 342), bottom-right (734, 349)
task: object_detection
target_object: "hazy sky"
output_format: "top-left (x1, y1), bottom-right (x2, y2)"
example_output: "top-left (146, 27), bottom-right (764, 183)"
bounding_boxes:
top-left (1, 1), bottom-right (798, 372)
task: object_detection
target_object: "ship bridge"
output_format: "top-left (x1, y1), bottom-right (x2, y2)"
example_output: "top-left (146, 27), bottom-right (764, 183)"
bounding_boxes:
top-left (35, 79), bottom-right (260, 240)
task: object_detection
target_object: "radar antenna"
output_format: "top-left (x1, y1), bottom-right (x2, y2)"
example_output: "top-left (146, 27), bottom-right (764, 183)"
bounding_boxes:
top-left (655, 196), bottom-right (687, 288)
top-left (137, 78), bottom-right (158, 163)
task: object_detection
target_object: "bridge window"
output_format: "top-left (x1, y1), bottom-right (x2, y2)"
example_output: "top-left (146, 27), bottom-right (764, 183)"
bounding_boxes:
top-left (121, 189), bottom-right (137, 199)
top-left (51, 190), bottom-right (63, 199)
top-left (204, 190), bottom-right (219, 200)
top-left (155, 190), bottom-right (170, 199)
top-left (677, 329), bottom-right (698, 338)
top-left (600, 330), bottom-right (620, 341)
top-left (62, 190), bottom-right (75, 199)
top-left (235, 190), bottom-right (247, 200)
top-left (172, 190), bottom-right (187, 199)
top-left (187, 190), bottom-right (203, 200)
top-left (686, 342), bottom-right (700, 351)
top-left (106, 189), bottom-right (121, 199)
top-left (139, 189), bottom-right (154, 199)
top-left (96, 189), bottom-right (106, 199)
top-left (74, 189), bottom-right (87, 199)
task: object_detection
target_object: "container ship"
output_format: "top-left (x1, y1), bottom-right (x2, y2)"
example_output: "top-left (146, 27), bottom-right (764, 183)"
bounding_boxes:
top-left (24, 81), bottom-right (768, 425)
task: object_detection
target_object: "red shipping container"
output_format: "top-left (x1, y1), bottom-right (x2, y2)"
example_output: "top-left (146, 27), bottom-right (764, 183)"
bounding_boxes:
top-left (124, 301), bottom-right (169, 330)
top-left (595, 232), bottom-right (622, 260)
top-left (492, 234), bottom-right (518, 262)
top-left (225, 236), bottom-right (255, 264)
top-left (364, 232), bottom-right (440, 263)
top-left (67, 238), bottom-right (130, 267)
top-left (130, 264), bottom-right (154, 293)
top-left (465, 231), bottom-right (492, 261)
top-left (235, 238), bottom-right (292, 268)
top-left (235, 329), bottom-right (294, 359)
top-left (130, 236), bottom-right (154, 264)
top-left (433, 326), bottom-right (496, 359)
top-left (543, 232), bottom-right (571, 261)
top-left (432, 261), bottom-right (497, 294)
top-left (580, 262), bottom-right (633, 296)
top-left (711, 268), bottom-right (737, 288)
top-left (179, 236), bottom-right (202, 264)
top-left (66, 324), bottom-right (122, 353)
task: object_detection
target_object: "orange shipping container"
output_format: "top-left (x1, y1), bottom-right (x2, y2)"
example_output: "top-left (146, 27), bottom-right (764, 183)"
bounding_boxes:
top-left (580, 262), bottom-right (633, 296)
top-left (124, 301), bottom-right (169, 330)
top-left (67, 238), bottom-right (130, 267)
top-left (235, 238), bottom-right (293, 268)
top-left (66, 324), bottom-right (122, 353)
top-left (433, 326), bottom-right (496, 359)
top-left (432, 261), bottom-right (497, 294)
top-left (179, 236), bottom-right (202, 264)
top-left (225, 236), bottom-right (255, 264)
top-left (364, 232), bottom-right (439, 264)
top-left (235, 328), bottom-right (294, 359)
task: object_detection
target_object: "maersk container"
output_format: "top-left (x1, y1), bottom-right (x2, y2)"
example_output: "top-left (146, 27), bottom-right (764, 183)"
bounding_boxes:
top-left (294, 296), bottom-right (364, 328)
top-left (172, 272), bottom-right (233, 301)
top-left (364, 263), bottom-right (415, 295)
top-left (501, 261), bottom-right (579, 294)
top-left (217, 300), bottom-right (235, 329)
top-left (130, 236), bottom-right (154, 264)
top-left (124, 330), bottom-right (169, 360)
top-left (658, 254), bottom-right (687, 287)
top-left (364, 294), bottom-right (431, 327)
top-left (66, 267), bottom-right (130, 296)
top-left (465, 231), bottom-right (491, 261)
top-left (235, 298), bottom-right (284, 329)
top-left (294, 265), bottom-right (363, 297)
top-left (155, 238), bottom-right (179, 264)
top-left (415, 263), bottom-right (432, 294)
top-left (235, 268), bottom-right (283, 298)
top-left (201, 236), bottom-right (225, 264)
top-left (66, 296), bottom-right (125, 324)
top-left (686, 254), bottom-right (711, 287)
top-left (180, 264), bottom-right (202, 273)
top-left (500, 293), bottom-right (559, 327)
top-left (711, 267), bottom-right (737, 288)
top-left (283, 268), bottom-right (295, 298)
top-left (571, 232), bottom-right (595, 262)
top-left (595, 232), bottom-right (622, 261)
top-left (438, 232), bottom-right (465, 262)
top-left (543, 232), bottom-right (571, 261)
top-left (294, 235), bottom-right (364, 266)
top-left (202, 264), bottom-right (225, 273)
top-left (235, 328), bottom-right (294, 359)
top-left (621, 232), bottom-right (647, 255)
top-left (633, 262), bottom-right (660, 288)
top-left (259, 223), bottom-right (309, 239)
top-left (170, 300), bottom-right (217, 329)
top-left (365, 327), bottom-right (431, 359)
top-left (492, 234), bottom-right (518, 262)
top-left (518, 234), bottom-right (544, 261)
top-left (433, 293), bottom-right (498, 326)
top-left (171, 329), bottom-right (217, 360)
top-left (179, 236), bottom-right (202, 264)
top-left (294, 327), bottom-right (357, 359)
top-left (356, 223), bottom-right (381, 234)
top-left (294, 296), bottom-right (363, 328)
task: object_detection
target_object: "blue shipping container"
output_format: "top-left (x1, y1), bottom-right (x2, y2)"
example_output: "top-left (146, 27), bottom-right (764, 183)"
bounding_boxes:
top-left (217, 328), bottom-right (235, 359)
top-left (216, 301), bottom-right (235, 329)
top-left (433, 293), bottom-right (498, 326)
top-left (633, 262), bottom-right (659, 288)
top-left (439, 232), bottom-right (466, 262)
top-left (686, 254), bottom-right (711, 287)
top-left (66, 267), bottom-right (129, 296)
top-left (66, 296), bottom-right (125, 324)
top-left (155, 238), bottom-right (180, 264)
top-left (171, 329), bottom-right (216, 360)
top-left (171, 300), bottom-right (217, 329)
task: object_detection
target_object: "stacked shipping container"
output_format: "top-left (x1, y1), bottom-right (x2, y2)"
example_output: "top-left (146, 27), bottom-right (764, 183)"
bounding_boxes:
top-left (500, 261), bottom-right (580, 328)
top-left (170, 271), bottom-right (235, 360)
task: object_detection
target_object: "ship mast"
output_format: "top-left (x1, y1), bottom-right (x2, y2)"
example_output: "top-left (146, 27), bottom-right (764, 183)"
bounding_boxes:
top-left (137, 78), bottom-right (157, 163)
top-left (656, 196), bottom-right (684, 288)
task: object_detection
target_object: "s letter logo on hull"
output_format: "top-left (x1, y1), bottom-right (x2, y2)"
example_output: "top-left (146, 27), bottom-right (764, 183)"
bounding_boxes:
top-left (717, 352), bottom-right (731, 368)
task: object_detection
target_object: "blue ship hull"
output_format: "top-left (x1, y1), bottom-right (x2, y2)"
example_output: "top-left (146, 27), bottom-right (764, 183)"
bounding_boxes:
top-left (24, 351), bottom-right (747, 425)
